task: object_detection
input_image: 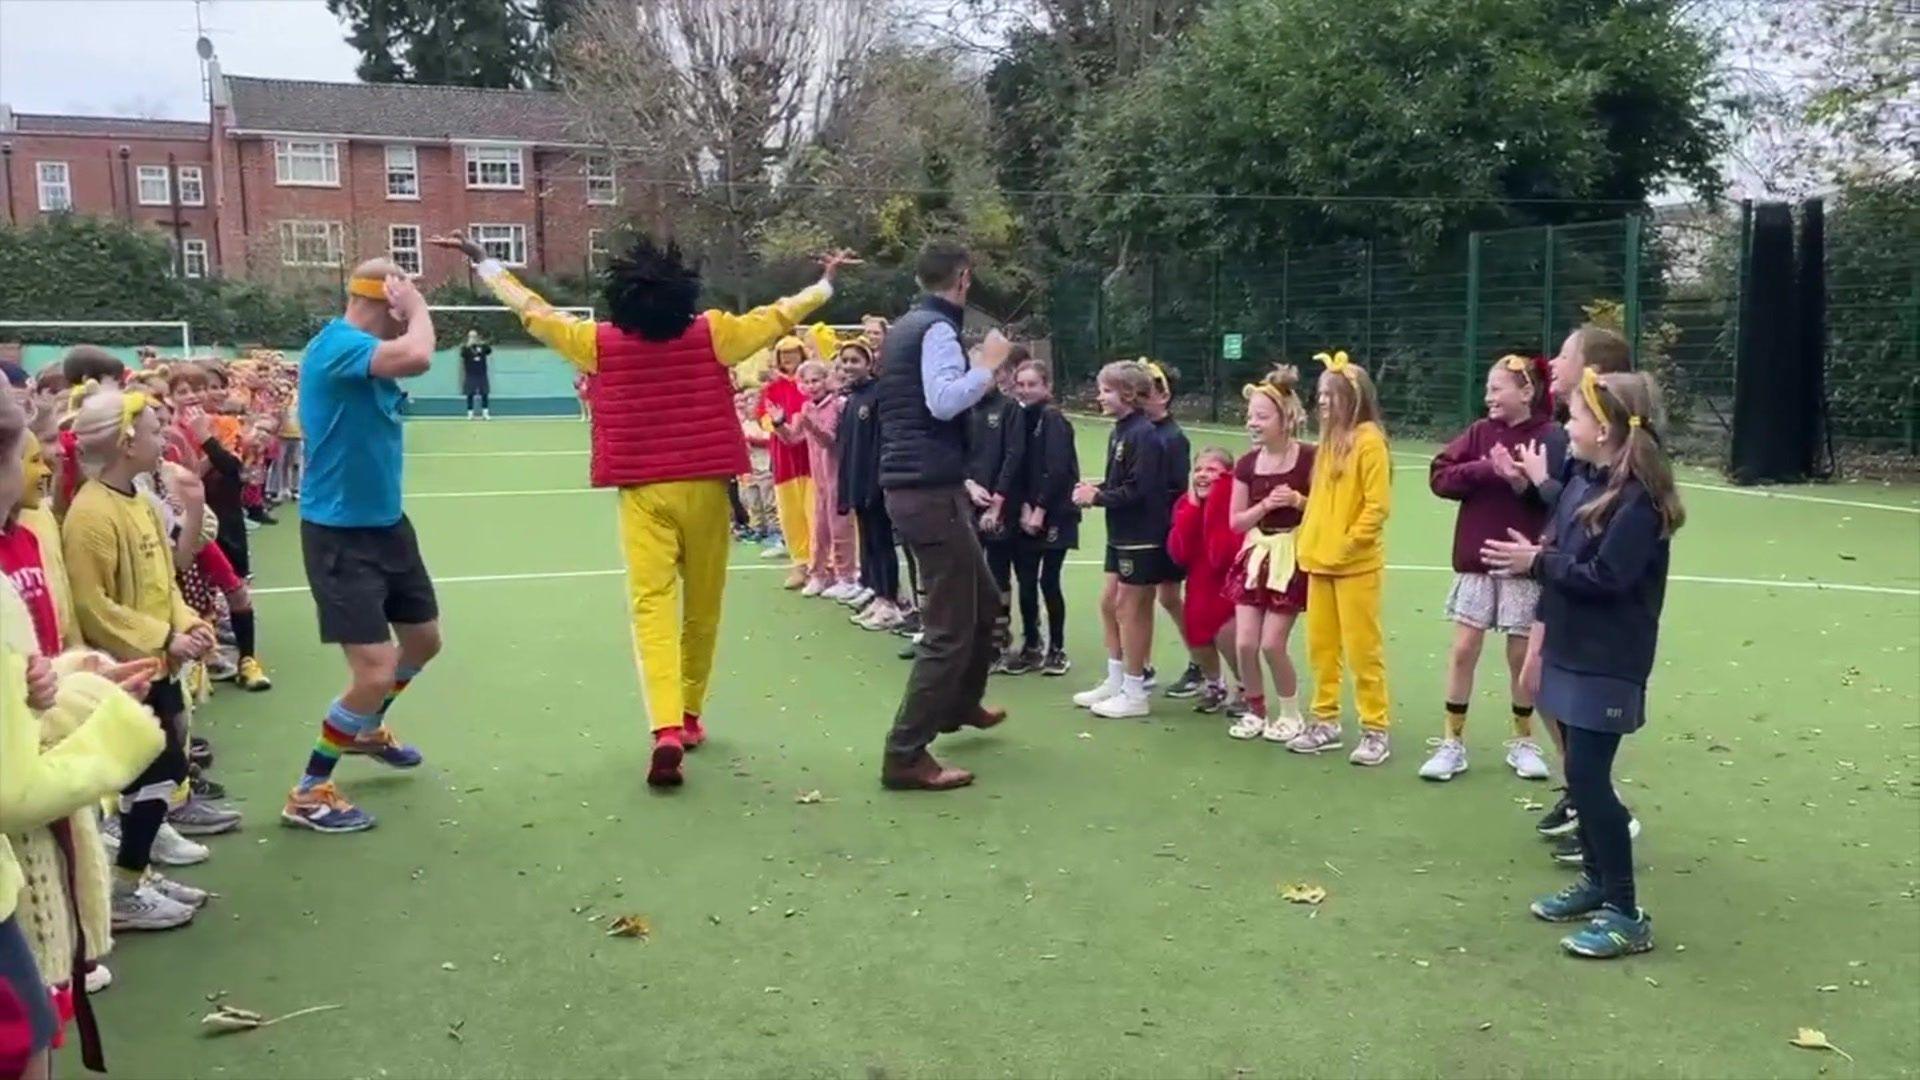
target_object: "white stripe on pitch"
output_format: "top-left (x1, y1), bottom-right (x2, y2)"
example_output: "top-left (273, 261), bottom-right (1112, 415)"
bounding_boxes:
top-left (247, 560), bottom-right (1919, 599)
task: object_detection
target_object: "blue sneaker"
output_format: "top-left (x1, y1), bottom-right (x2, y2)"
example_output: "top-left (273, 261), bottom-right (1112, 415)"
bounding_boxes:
top-left (1561, 906), bottom-right (1654, 958)
top-left (342, 726), bottom-right (423, 769)
top-left (1531, 876), bottom-right (1606, 921)
top-left (281, 783), bottom-right (376, 833)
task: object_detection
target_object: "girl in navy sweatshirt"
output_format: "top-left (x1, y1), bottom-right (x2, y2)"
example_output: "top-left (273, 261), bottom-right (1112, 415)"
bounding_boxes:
top-left (1008, 359), bottom-right (1079, 676)
top-left (1422, 354), bottom-right (1559, 783)
top-left (1070, 362), bottom-right (1166, 719)
top-left (1482, 370), bottom-right (1683, 959)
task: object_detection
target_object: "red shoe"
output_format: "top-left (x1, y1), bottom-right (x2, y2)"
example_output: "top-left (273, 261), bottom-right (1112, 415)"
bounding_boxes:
top-left (682, 713), bottom-right (707, 750)
top-left (648, 728), bottom-right (685, 788)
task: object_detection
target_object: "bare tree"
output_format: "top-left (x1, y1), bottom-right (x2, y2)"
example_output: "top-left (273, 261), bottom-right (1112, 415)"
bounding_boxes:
top-left (557, 0), bottom-right (884, 302)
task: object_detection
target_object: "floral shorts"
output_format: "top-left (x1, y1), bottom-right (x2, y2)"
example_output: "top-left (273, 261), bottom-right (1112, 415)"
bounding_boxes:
top-left (1444, 572), bottom-right (1540, 636)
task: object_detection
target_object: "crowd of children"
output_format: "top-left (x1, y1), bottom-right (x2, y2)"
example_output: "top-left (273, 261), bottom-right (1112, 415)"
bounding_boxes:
top-left (748, 321), bottom-right (1680, 960)
top-left (0, 344), bottom-right (303, 1073)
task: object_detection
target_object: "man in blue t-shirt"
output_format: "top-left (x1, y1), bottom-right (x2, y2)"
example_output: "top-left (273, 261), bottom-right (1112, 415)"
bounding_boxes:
top-left (285, 258), bottom-right (440, 834)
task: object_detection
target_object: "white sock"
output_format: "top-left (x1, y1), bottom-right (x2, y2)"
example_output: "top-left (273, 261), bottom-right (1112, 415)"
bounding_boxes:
top-left (1277, 696), bottom-right (1301, 720)
top-left (1105, 658), bottom-right (1124, 686)
top-left (1122, 673), bottom-right (1146, 698)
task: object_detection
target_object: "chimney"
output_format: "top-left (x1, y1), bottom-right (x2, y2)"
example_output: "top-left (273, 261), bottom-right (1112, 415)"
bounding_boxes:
top-left (0, 104), bottom-right (13, 133)
top-left (209, 59), bottom-right (229, 108)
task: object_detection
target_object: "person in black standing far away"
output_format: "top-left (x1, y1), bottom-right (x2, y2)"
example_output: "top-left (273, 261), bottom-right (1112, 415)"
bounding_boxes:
top-left (876, 240), bottom-right (1015, 791)
top-left (460, 330), bottom-right (493, 420)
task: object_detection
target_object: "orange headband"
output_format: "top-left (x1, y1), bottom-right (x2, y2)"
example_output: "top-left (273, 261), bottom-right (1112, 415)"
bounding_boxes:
top-left (347, 277), bottom-right (388, 301)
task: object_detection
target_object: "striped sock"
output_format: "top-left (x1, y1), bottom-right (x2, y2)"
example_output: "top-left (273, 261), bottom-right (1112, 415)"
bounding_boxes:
top-left (379, 664), bottom-right (424, 720)
top-left (299, 699), bottom-right (376, 791)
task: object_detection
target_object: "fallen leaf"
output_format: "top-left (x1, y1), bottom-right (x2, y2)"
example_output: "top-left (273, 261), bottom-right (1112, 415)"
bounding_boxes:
top-left (440, 962), bottom-right (458, 972)
top-left (1477, 1021), bottom-right (1493, 1032)
top-left (1076, 731), bottom-right (1093, 740)
top-left (200, 1003), bottom-right (343, 1036)
top-left (1790, 1027), bottom-right (1854, 1062)
top-left (1815, 984), bottom-right (1840, 993)
top-left (1279, 883), bottom-right (1327, 905)
top-left (1645, 977), bottom-right (1661, 988)
top-left (605, 915), bottom-right (651, 939)
top-left (795, 790), bottom-right (823, 805)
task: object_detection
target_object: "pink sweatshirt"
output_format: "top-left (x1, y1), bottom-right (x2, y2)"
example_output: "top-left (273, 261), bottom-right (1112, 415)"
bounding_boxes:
top-left (795, 394), bottom-right (855, 582)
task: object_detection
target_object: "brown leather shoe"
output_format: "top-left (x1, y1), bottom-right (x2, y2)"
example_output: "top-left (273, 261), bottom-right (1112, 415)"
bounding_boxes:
top-left (966, 706), bottom-right (1009, 730)
top-left (880, 753), bottom-right (974, 791)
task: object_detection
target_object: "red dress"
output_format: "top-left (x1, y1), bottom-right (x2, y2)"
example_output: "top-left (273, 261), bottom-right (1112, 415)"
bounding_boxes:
top-left (757, 373), bottom-right (813, 484)
top-left (1166, 487), bottom-right (1240, 647)
top-left (1224, 444), bottom-right (1314, 613)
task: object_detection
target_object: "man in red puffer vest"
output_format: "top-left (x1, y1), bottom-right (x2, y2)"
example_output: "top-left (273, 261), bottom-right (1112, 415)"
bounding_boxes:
top-left (434, 232), bottom-right (857, 787)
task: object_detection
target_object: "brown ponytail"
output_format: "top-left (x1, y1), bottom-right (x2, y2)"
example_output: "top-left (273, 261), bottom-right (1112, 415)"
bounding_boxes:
top-left (1573, 372), bottom-right (1686, 538)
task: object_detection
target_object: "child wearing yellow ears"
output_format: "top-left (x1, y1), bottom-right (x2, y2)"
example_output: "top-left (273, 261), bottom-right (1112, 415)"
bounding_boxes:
top-left (1291, 351), bottom-right (1394, 765)
top-left (759, 337), bottom-right (815, 587)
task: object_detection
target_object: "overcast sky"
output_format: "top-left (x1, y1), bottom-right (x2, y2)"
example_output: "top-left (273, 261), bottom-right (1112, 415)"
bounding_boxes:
top-left (0, 0), bottom-right (359, 119)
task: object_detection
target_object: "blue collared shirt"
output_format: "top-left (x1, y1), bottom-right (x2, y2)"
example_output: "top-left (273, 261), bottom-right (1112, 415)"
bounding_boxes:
top-left (920, 321), bottom-right (991, 420)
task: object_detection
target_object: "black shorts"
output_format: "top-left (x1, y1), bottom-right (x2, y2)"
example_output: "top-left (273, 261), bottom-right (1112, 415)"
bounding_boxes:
top-left (301, 516), bottom-right (438, 645)
top-left (1105, 544), bottom-right (1178, 587)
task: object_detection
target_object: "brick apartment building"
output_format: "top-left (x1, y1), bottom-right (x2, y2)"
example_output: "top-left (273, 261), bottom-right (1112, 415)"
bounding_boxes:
top-left (1, 63), bottom-right (637, 289)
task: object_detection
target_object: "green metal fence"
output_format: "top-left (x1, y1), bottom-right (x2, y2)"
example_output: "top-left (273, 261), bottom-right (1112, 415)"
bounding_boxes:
top-left (1050, 203), bottom-right (1920, 465)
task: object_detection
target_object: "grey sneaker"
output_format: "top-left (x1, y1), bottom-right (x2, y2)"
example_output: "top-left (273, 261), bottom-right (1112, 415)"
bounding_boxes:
top-left (1349, 730), bottom-right (1392, 767)
top-left (1286, 721), bottom-right (1344, 755)
top-left (147, 872), bottom-right (209, 909)
top-left (151, 822), bottom-right (210, 866)
top-left (168, 796), bottom-right (243, 836)
top-left (111, 882), bottom-right (195, 931)
top-left (1506, 739), bottom-right (1551, 780)
top-left (1418, 738), bottom-right (1468, 781)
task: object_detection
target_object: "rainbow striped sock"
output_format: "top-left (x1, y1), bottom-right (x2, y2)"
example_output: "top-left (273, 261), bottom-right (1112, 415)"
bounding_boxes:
top-left (298, 700), bottom-right (376, 792)
top-left (379, 664), bottom-right (424, 720)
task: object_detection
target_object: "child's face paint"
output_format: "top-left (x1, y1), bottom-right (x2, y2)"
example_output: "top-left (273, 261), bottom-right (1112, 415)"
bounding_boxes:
top-left (1566, 392), bottom-right (1606, 463)
top-left (1013, 368), bottom-right (1050, 405)
top-left (1485, 366), bottom-right (1531, 424)
top-left (1550, 331), bottom-right (1583, 398)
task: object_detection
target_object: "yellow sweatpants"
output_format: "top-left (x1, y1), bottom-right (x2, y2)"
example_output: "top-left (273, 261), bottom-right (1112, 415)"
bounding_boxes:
top-left (774, 475), bottom-right (814, 568)
top-left (1306, 571), bottom-right (1390, 730)
top-left (616, 479), bottom-right (732, 732)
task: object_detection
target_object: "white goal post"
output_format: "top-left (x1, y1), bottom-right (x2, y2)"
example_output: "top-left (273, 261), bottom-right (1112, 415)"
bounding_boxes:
top-left (429, 304), bottom-right (596, 325)
top-left (0, 320), bottom-right (193, 357)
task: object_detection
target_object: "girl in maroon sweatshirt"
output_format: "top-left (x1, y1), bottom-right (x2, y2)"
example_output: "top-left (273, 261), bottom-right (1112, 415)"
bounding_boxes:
top-left (1421, 354), bottom-right (1559, 783)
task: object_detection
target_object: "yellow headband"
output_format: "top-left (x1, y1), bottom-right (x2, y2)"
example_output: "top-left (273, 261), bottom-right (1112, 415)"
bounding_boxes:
top-left (347, 277), bottom-right (389, 301)
top-left (1578, 367), bottom-right (1608, 429)
top-left (119, 391), bottom-right (151, 442)
top-left (1242, 382), bottom-right (1293, 409)
top-left (1500, 354), bottom-right (1532, 375)
top-left (1139, 359), bottom-right (1169, 394)
top-left (1316, 350), bottom-right (1359, 385)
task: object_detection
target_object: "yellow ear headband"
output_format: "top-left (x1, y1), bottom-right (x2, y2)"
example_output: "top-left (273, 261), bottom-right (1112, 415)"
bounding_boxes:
top-left (1242, 382), bottom-right (1294, 409)
top-left (1315, 350), bottom-right (1360, 386)
top-left (347, 276), bottom-right (389, 301)
top-left (1138, 359), bottom-right (1170, 395)
top-left (64, 381), bottom-right (151, 442)
top-left (1578, 367), bottom-right (1649, 435)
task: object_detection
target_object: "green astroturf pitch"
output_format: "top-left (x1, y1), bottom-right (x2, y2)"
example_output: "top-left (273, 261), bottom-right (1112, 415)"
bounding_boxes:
top-left (71, 417), bottom-right (1920, 1079)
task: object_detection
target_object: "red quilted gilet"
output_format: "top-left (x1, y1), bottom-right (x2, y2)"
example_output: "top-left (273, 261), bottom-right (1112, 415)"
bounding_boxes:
top-left (588, 317), bottom-right (749, 488)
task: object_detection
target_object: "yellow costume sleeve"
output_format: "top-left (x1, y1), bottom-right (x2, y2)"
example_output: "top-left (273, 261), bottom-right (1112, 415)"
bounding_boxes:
top-left (1345, 426), bottom-right (1393, 554)
top-left (473, 261), bottom-right (600, 374)
top-left (708, 280), bottom-right (834, 367)
top-left (0, 651), bottom-right (164, 838)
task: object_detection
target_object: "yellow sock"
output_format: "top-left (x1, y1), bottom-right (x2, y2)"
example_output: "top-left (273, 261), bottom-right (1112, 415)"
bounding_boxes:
top-left (1512, 704), bottom-right (1535, 738)
top-left (1443, 702), bottom-right (1468, 740)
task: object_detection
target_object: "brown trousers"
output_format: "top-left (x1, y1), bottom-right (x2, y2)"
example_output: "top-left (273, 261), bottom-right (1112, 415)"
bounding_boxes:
top-left (883, 485), bottom-right (998, 763)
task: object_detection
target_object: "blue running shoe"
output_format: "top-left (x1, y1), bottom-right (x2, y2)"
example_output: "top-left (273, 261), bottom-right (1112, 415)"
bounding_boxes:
top-left (281, 783), bottom-right (376, 833)
top-left (1561, 906), bottom-right (1654, 958)
top-left (1530, 876), bottom-right (1605, 922)
top-left (343, 726), bottom-right (424, 769)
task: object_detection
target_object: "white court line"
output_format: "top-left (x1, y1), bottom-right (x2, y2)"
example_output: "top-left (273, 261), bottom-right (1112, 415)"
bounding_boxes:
top-left (410, 449), bottom-right (587, 459)
top-left (249, 559), bottom-right (1919, 599)
top-left (409, 487), bottom-right (598, 499)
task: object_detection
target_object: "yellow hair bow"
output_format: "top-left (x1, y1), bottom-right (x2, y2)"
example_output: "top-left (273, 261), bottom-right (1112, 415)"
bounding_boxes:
top-left (1315, 350), bottom-right (1359, 385)
top-left (1628, 415), bottom-right (1643, 429)
top-left (1139, 359), bottom-right (1169, 393)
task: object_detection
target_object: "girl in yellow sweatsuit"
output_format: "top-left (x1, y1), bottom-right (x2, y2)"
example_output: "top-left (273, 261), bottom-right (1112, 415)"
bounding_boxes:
top-left (1291, 351), bottom-right (1394, 766)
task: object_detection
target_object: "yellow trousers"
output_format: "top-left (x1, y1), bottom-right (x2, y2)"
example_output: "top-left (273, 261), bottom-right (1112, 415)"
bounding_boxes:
top-left (774, 476), bottom-right (814, 568)
top-left (616, 479), bottom-right (732, 731)
top-left (1306, 571), bottom-right (1390, 730)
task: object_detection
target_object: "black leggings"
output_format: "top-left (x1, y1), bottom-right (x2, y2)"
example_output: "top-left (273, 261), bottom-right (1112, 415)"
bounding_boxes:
top-left (466, 391), bottom-right (490, 411)
top-left (118, 679), bottom-right (189, 874)
top-left (984, 538), bottom-right (1014, 649)
top-left (856, 504), bottom-right (899, 599)
top-left (1012, 547), bottom-right (1067, 650)
top-left (727, 479), bottom-right (748, 528)
top-left (1564, 723), bottom-right (1634, 912)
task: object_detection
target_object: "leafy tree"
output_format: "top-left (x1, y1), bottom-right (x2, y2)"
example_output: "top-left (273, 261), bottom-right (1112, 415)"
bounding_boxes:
top-left (327, 0), bottom-right (570, 89)
top-left (1059, 0), bottom-right (1727, 256)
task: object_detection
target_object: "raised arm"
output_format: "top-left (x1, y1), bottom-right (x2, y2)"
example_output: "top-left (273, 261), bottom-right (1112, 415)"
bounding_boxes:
top-left (705, 249), bottom-right (860, 366)
top-left (432, 233), bottom-right (597, 372)
top-left (369, 275), bottom-right (436, 379)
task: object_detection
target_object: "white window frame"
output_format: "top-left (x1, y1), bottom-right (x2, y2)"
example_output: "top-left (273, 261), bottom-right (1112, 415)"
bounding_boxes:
top-left (181, 238), bottom-right (209, 279)
top-left (385, 144), bottom-right (419, 200)
top-left (468, 222), bottom-right (528, 267)
top-left (136, 165), bottom-right (171, 206)
top-left (587, 228), bottom-right (611, 274)
top-left (177, 165), bottom-right (205, 206)
top-left (586, 154), bottom-right (617, 205)
top-left (36, 161), bottom-right (72, 211)
top-left (273, 139), bottom-right (340, 187)
top-left (389, 224), bottom-right (423, 276)
top-left (464, 145), bottom-right (524, 190)
top-left (277, 220), bottom-right (344, 267)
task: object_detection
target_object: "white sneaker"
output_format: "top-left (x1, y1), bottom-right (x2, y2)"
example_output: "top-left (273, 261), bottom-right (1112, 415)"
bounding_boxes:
top-left (821, 582), bottom-right (855, 602)
top-left (482, 410), bottom-right (492, 420)
top-left (1418, 738), bottom-right (1468, 781)
top-left (1505, 739), bottom-right (1550, 780)
top-left (467, 410), bottom-right (476, 420)
top-left (152, 822), bottom-right (211, 867)
top-left (1628, 815), bottom-right (1642, 840)
top-left (111, 882), bottom-right (195, 931)
top-left (800, 578), bottom-right (827, 598)
top-left (1091, 691), bottom-right (1151, 719)
top-left (1261, 713), bottom-right (1306, 744)
top-left (146, 872), bottom-right (209, 909)
top-left (1349, 729), bottom-right (1392, 767)
top-left (84, 964), bottom-right (112, 994)
top-left (1227, 712), bottom-right (1266, 740)
top-left (1073, 680), bottom-right (1121, 709)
